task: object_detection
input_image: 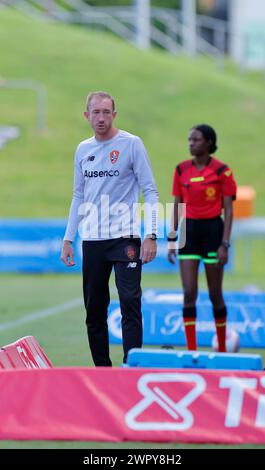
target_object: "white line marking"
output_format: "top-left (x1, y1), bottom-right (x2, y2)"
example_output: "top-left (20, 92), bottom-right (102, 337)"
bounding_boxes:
top-left (0, 297), bottom-right (83, 332)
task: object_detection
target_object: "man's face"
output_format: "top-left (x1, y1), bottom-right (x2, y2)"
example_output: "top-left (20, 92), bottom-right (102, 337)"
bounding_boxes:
top-left (84, 97), bottom-right (116, 137)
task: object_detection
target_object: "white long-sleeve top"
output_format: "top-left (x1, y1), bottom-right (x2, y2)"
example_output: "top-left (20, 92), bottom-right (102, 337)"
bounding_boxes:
top-left (64, 130), bottom-right (159, 241)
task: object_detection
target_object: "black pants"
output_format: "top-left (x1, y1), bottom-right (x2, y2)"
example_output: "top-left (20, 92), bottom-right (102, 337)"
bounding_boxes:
top-left (82, 237), bottom-right (142, 366)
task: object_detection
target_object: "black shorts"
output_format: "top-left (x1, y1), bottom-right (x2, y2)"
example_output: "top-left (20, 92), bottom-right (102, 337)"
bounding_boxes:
top-left (178, 216), bottom-right (224, 263)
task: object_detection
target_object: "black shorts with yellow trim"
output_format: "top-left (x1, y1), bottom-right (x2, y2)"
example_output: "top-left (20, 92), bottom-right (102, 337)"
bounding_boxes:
top-left (178, 216), bottom-right (223, 264)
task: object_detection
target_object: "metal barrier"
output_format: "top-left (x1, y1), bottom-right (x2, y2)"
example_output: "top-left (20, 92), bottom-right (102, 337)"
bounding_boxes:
top-left (3, 0), bottom-right (230, 63)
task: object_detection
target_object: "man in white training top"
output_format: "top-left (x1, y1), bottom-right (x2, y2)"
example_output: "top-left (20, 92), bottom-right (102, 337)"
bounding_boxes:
top-left (61, 91), bottom-right (159, 366)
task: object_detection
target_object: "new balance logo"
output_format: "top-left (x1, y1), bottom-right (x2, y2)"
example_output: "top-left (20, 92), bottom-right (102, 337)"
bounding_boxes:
top-left (127, 262), bottom-right (137, 268)
top-left (86, 155), bottom-right (95, 162)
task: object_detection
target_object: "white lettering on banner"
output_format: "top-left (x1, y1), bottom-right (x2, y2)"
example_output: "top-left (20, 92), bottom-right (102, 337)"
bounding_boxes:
top-left (160, 311), bottom-right (182, 335)
top-left (16, 346), bottom-right (37, 369)
top-left (32, 353), bottom-right (50, 369)
top-left (159, 311), bottom-right (219, 335)
top-left (108, 308), bottom-right (146, 339)
top-left (240, 318), bottom-right (265, 333)
top-left (16, 345), bottom-right (50, 369)
top-left (160, 312), bottom-right (265, 335)
top-left (149, 293), bottom-right (184, 303)
top-left (256, 377), bottom-right (265, 427)
top-left (220, 377), bottom-right (265, 427)
top-left (0, 238), bottom-right (62, 257)
top-left (125, 373), bottom-right (206, 431)
top-left (108, 306), bottom-right (265, 340)
top-left (150, 311), bottom-right (156, 335)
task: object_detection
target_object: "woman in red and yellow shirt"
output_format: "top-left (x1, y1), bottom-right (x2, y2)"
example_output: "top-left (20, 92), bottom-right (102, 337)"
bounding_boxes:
top-left (168, 124), bottom-right (237, 352)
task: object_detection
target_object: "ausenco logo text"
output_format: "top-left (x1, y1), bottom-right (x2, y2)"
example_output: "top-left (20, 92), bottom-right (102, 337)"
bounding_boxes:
top-left (84, 169), bottom-right (120, 178)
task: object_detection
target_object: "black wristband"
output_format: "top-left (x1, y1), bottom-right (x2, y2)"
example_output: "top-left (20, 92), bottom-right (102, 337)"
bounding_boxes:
top-left (167, 235), bottom-right (178, 242)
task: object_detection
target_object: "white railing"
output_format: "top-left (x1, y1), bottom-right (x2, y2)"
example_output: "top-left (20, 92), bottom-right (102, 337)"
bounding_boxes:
top-left (2, 0), bottom-right (43, 17)
top-left (0, 78), bottom-right (47, 132)
top-left (5, 0), bottom-right (259, 68)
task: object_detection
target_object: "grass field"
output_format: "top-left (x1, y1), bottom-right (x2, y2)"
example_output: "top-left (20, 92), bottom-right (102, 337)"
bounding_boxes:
top-left (1, 271), bottom-right (265, 367)
top-left (0, 272), bottom-right (265, 449)
top-left (0, 7), bottom-right (265, 450)
top-left (1, 8), bottom-right (265, 217)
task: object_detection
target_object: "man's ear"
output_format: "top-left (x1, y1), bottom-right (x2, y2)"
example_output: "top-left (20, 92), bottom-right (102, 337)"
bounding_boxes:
top-left (83, 111), bottom-right (89, 120)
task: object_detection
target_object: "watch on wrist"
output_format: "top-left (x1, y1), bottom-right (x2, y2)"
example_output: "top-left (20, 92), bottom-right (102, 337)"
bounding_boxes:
top-left (221, 240), bottom-right (231, 249)
top-left (146, 233), bottom-right (157, 241)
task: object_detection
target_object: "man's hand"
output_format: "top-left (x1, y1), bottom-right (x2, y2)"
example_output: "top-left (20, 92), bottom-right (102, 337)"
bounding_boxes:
top-left (60, 240), bottom-right (75, 267)
top-left (140, 238), bottom-right (157, 264)
top-left (168, 248), bottom-right (177, 264)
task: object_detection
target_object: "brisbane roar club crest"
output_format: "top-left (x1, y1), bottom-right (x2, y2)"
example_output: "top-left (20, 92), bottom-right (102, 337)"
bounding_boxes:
top-left (125, 245), bottom-right (137, 260)
top-left (110, 150), bottom-right (120, 164)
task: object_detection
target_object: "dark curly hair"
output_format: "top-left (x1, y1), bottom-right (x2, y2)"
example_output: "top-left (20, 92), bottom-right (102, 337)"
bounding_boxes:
top-left (192, 124), bottom-right (218, 154)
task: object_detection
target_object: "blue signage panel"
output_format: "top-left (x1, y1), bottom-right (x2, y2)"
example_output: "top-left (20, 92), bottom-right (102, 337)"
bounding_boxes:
top-left (108, 290), bottom-right (265, 349)
top-left (0, 220), bottom-right (233, 273)
top-left (0, 219), bottom-right (81, 273)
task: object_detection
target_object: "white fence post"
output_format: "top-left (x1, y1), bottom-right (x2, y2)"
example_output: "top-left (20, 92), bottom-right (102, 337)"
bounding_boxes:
top-left (134, 0), bottom-right (151, 50)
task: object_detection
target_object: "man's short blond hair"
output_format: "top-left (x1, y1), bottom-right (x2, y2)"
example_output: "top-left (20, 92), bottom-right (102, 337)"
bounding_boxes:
top-left (86, 91), bottom-right (115, 111)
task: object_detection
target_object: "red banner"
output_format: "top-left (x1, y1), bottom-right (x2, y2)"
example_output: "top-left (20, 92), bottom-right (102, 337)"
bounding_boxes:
top-left (0, 367), bottom-right (265, 443)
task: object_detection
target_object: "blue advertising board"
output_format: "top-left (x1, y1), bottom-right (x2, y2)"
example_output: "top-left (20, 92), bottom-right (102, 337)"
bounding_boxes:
top-left (108, 290), bottom-right (265, 349)
top-left (0, 219), bottom-right (81, 273)
top-left (0, 219), bottom-right (233, 273)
